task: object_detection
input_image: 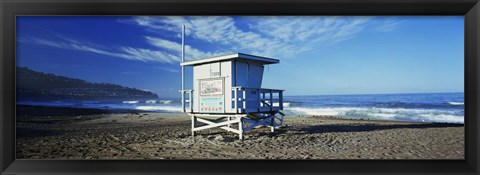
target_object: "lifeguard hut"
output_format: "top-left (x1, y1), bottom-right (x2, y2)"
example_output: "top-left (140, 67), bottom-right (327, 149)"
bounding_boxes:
top-left (180, 53), bottom-right (285, 139)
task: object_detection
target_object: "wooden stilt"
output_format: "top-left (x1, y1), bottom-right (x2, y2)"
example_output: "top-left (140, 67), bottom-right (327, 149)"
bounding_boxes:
top-left (270, 116), bottom-right (275, 132)
top-left (191, 115), bottom-right (196, 136)
top-left (227, 116), bottom-right (231, 128)
top-left (187, 111), bottom-right (284, 140)
top-left (239, 117), bottom-right (244, 140)
top-left (195, 118), bottom-right (241, 134)
top-left (193, 118), bottom-right (240, 132)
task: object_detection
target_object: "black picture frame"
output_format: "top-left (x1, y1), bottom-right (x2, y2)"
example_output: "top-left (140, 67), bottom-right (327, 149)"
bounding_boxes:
top-left (1, 0), bottom-right (479, 174)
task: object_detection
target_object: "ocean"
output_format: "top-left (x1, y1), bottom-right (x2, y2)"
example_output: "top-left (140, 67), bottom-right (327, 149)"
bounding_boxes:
top-left (17, 92), bottom-right (464, 124)
top-left (283, 92), bottom-right (464, 124)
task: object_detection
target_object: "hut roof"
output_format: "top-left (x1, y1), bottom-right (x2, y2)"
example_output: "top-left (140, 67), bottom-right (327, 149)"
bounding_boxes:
top-left (180, 53), bottom-right (279, 66)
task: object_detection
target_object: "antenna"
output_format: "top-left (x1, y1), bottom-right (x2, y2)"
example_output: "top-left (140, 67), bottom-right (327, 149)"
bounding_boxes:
top-left (181, 25), bottom-right (186, 112)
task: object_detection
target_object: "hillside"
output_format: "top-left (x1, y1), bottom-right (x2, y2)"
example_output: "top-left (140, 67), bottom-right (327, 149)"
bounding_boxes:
top-left (16, 67), bottom-right (158, 101)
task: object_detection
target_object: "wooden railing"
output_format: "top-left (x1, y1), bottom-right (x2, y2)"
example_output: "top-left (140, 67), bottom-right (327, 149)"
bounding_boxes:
top-left (232, 87), bottom-right (284, 113)
top-left (180, 89), bottom-right (193, 113)
top-left (181, 87), bottom-right (284, 114)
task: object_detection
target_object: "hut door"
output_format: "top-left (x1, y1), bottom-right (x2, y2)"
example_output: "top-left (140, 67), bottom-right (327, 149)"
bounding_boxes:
top-left (198, 78), bottom-right (225, 113)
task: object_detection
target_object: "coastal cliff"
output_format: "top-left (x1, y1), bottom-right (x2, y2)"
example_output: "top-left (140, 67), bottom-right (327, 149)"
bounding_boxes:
top-left (16, 67), bottom-right (158, 101)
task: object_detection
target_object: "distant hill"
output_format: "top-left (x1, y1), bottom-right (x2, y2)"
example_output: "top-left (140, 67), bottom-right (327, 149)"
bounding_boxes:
top-left (16, 67), bottom-right (159, 101)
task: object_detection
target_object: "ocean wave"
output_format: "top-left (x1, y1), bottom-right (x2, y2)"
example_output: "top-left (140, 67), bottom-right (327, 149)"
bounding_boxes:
top-left (448, 102), bottom-right (464, 105)
top-left (122, 101), bottom-right (139, 104)
top-left (368, 102), bottom-right (465, 109)
top-left (283, 101), bottom-right (303, 107)
top-left (134, 105), bottom-right (182, 112)
top-left (285, 107), bottom-right (464, 124)
top-left (159, 100), bottom-right (172, 104)
top-left (145, 100), bottom-right (157, 104)
top-left (144, 100), bottom-right (172, 104)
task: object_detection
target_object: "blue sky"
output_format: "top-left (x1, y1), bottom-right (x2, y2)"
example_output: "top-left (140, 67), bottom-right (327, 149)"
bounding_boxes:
top-left (17, 16), bottom-right (464, 98)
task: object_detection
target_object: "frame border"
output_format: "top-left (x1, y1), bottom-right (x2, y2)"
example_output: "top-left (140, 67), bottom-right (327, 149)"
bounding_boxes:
top-left (1, 0), bottom-right (479, 174)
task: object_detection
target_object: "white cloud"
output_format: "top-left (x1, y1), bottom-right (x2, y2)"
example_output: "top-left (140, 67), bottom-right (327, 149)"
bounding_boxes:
top-left (375, 17), bottom-right (403, 32)
top-left (24, 16), bottom-right (400, 64)
top-left (120, 47), bottom-right (179, 63)
top-left (131, 16), bottom-right (374, 59)
top-left (28, 37), bottom-right (68, 48)
top-left (155, 66), bottom-right (180, 73)
top-left (144, 36), bottom-right (223, 60)
top-left (22, 37), bottom-right (179, 63)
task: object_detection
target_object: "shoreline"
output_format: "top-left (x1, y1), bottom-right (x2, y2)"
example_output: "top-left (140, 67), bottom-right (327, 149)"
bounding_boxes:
top-left (16, 105), bottom-right (464, 159)
top-left (16, 104), bottom-right (145, 117)
top-left (16, 104), bottom-right (464, 125)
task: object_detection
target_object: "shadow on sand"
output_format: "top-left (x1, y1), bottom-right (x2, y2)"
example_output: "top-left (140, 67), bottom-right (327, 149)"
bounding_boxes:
top-left (16, 127), bottom-right (66, 138)
top-left (179, 123), bottom-right (463, 138)
top-left (298, 123), bottom-right (463, 134)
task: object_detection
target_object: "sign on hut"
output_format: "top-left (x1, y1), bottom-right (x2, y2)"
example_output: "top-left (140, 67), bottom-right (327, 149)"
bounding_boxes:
top-left (180, 53), bottom-right (285, 139)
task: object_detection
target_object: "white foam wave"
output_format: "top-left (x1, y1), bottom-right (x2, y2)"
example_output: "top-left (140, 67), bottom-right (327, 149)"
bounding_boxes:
top-left (448, 102), bottom-right (464, 105)
top-left (134, 105), bottom-right (182, 112)
top-left (159, 100), bottom-right (172, 104)
top-left (285, 107), bottom-right (464, 124)
top-left (123, 101), bottom-right (139, 104)
top-left (145, 100), bottom-right (157, 104)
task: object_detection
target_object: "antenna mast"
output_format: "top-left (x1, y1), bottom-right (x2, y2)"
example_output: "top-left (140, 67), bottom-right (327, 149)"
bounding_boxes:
top-left (181, 25), bottom-right (186, 112)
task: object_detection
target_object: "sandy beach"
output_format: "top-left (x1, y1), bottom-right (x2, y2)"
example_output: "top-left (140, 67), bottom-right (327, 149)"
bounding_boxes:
top-left (16, 105), bottom-right (464, 159)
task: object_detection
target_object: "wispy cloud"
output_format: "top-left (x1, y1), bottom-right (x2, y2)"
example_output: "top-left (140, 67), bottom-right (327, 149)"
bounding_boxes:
top-left (131, 16), bottom-right (374, 59)
top-left (23, 16), bottom-right (401, 64)
top-left (120, 47), bottom-right (179, 63)
top-left (155, 66), bottom-right (180, 73)
top-left (144, 36), bottom-right (223, 60)
top-left (21, 36), bottom-right (180, 63)
top-left (375, 17), bottom-right (403, 32)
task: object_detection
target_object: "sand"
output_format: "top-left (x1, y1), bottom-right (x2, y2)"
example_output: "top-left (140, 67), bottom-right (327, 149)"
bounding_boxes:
top-left (16, 106), bottom-right (464, 159)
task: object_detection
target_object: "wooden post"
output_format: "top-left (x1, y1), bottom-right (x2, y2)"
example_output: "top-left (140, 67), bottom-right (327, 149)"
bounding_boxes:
top-left (181, 91), bottom-right (185, 113)
top-left (270, 114), bottom-right (275, 132)
top-left (189, 91), bottom-right (193, 112)
top-left (239, 117), bottom-right (244, 140)
top-left (280, 113), bottom-right (284, 126)
top-left (257, 89), bottom-right (261, 112)
top-left (269, 90), bottom-right (273, 111)
top-left (242, 89), bottom-right (247, 113)
top-left (234, 88), bottom-right (238, 113)
top-left (262, 91), bottom-right (266, 103)
top-left (279, 90), bottom-right (283, 110)
top-left (191, 115), bottom-right (196, 136)
top-left (227, 116), bottom-right (231, 128)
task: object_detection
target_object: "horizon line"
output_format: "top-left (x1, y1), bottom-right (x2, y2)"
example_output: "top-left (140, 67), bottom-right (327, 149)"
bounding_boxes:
top-left (283, 91), bottom-right (464, 97)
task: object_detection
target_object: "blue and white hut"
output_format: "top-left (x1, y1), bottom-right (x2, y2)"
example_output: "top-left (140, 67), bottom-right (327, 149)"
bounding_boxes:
top-left (180, 53), bottom-right (285, 139)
